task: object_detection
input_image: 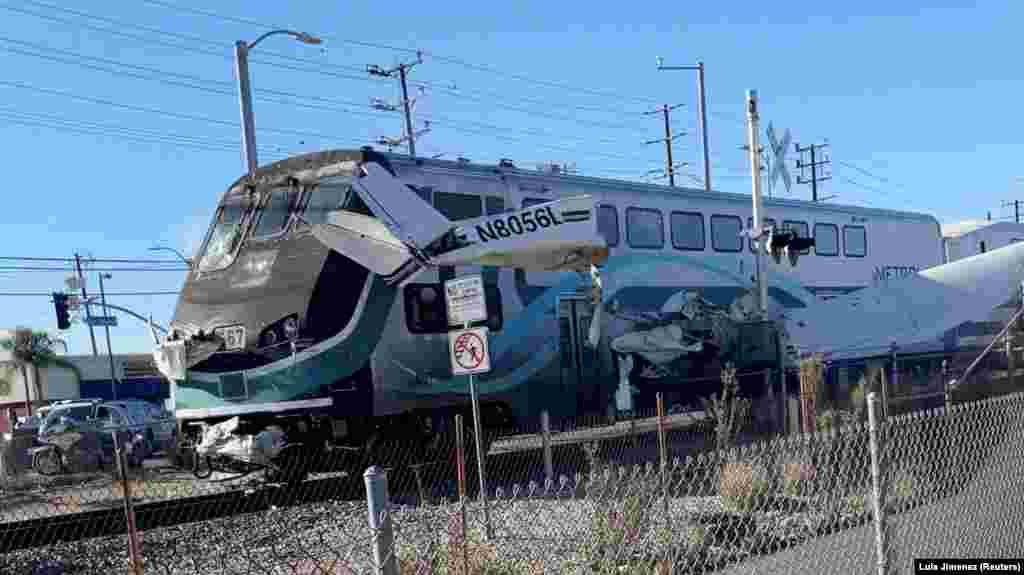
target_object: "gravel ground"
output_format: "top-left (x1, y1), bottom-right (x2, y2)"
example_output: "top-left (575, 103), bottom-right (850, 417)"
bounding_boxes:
top-left (1, 486), bottom-right (858, 575)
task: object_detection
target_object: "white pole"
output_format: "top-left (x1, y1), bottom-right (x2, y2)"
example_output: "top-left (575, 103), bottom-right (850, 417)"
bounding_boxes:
top-left (746, 89), bottom-right (768, 317)
top-left (466, 321), bottom-right (492, 540)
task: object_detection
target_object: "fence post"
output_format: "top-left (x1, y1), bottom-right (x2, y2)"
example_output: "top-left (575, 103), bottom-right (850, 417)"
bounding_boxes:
top-left (454, 415), bottom-right (469, 574)
top-left (365, 466), bottom-right (398, 575)
top-left (541, 411), bottom-right (553, 485)
top-left (867, 392), bottom-right (889, 575)
top-left (114, 432), bottom-right (144, 575)
top-left (656, 393), bottom-right (669, 519)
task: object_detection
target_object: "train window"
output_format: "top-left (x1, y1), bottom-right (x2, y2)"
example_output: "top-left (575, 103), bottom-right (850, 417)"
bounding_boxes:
top-left (485, 196), bottom-right (506, 216)
top-left (252, 187), bottom-right (296, 238)
top-left (434, 192), bottom-right (482, 221)
top-left (671, 211), bottom-right (705, 251)
top-left (844, 225), bottom-right (867, 257)
top-left (782, 220), bottom-right (811, 255)
top-left (404, 283), bottom-right (503, 334)
top-left (746, 217), bottom-right (775, 252)
top-left (196, 198), bottom-right (252, 272)
top-left (710, 214), bottom-right (743, 252)
top-left (814, 223), bottom-right (839, 256)
top-left (626, 207), bottom-right (664, 249)
top-left (522, 197), bottom-right (549, 208)
top-left (597, 205), bottom-right (619, 247)
top-left (303, 183), bottom-right (349, 225)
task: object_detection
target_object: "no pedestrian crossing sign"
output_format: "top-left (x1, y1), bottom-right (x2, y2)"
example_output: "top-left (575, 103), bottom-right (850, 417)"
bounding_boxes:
top-left (448, 326), bottom-right (491, 376)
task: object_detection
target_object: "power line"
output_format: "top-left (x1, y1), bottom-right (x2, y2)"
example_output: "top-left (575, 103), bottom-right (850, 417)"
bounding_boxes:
top-left (1, 1), bottom-right (387, 86)
top-left (0, 38), bottom-right (659, 161)
top-left (643, 104), bottom-right (687, 187)
top-left (0, 266), bottom-right (190, 272)
top-left (0, 79), bottom-right (368, 146)
top-left (0, 291), bottom-right (180, 297)
top-left (795, 142), bottom-right (831, 202)
top-left (0, 38), bottom-right (397, 122)
top-left (0, 256), bottom-right (184, 264)
top-left (5, 1), bottom-right (654, 128)
top-left (140, 0), bottom-right (660, 106)
top-left (0, 110), bottom-right (291, 158)
top-left (0, 107), bottom-right (288, 157)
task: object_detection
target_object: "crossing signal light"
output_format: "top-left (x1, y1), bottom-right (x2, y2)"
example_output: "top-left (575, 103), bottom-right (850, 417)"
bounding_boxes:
top-left (53, 292), bottom-right (71, 330)
top-left (765, 229), bottom-right (815, 267)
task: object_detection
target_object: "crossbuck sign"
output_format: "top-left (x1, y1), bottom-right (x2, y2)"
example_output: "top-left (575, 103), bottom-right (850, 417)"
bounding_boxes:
top-left (767, 122), bottom-right (792, 195)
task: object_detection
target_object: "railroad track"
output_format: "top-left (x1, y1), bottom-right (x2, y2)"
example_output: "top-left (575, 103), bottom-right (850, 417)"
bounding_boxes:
top-left (0, 473), bottom-right (362, 554)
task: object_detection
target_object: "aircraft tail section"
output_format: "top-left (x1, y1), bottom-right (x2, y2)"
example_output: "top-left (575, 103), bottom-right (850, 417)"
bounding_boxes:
top-left (787, 240), bottom-right (1024, 358)
top-left (351, 162), bottom-right (454, 254)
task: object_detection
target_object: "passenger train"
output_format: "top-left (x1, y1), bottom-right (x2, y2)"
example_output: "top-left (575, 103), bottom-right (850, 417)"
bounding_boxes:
top-left (155, 147), bottom-right (993, 478)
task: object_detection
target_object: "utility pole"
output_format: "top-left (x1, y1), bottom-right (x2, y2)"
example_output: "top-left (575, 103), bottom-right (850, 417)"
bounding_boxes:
top-left (746, 90), bottom-right (768, 317)
top-left (368, 52), bottom-right (424, 158)
top-left (657, 60), bottom-right (711, 192)
top-left (98, 272), bottom-right (117, 400)
top-left (643, 104), bottom-right (686, 187)
top-left (795, 142), bottom-right (831, 202)
top-left (75, 253), bottom-right (98, 357)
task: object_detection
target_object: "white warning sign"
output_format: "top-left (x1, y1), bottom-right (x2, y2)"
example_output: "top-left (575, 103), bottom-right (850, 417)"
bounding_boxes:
top-left (448, 326), bottom-right (491, 376)
top-left (444, 275), bottom-right (487, 326)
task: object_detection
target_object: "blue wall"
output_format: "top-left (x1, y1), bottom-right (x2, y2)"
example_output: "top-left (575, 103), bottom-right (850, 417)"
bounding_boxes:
top-left (79, 377), bottom-right (170, 403)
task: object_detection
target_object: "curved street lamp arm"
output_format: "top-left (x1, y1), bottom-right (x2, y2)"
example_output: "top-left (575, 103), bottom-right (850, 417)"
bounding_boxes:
top-left (247, 29), bottom-right (321, 51)
top-left (81, 297), bottom-right (170, 334)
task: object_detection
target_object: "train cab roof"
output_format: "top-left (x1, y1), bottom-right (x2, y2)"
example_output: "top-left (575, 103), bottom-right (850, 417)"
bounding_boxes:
top-left (222, 148), bottom-right (397, 195)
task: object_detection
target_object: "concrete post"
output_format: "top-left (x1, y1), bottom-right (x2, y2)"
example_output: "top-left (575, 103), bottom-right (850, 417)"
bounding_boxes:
top-left (365, 466), bottom-right (398, 575)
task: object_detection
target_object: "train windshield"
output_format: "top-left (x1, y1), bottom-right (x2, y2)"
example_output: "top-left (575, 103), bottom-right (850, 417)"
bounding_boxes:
top-left (303, 181), bottom-right (352, 225)
top-left (197, 198), bottom-right (250, 272)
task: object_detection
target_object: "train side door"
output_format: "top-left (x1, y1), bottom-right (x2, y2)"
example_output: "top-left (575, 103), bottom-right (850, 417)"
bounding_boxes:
top-left (559, 295), bottom-right (602, 414)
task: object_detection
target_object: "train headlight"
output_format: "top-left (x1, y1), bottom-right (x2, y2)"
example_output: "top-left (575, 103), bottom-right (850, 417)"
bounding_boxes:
top-left (258, 313), bottom-right (300, 349)
top-left (282, 316), bottom-right (300, 340)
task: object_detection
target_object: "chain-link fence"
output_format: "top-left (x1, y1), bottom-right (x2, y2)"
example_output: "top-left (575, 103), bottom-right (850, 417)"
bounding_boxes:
top-left (4, 333), bottom-right (1024, 573)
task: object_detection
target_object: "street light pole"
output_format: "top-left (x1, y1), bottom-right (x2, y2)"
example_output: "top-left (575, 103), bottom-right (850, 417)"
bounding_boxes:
top-left (234, 29), bottom-right (322, 180)
top-left (148, 246), bottom-right (194, 270)
top-left (98, 272), bottom-right (117, 401)
top-left (657, 60), bottom-right (712, 193)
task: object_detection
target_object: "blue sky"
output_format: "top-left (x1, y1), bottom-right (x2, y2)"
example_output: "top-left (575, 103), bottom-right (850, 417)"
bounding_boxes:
top-left (1, 0), bottom-right (1022, 356)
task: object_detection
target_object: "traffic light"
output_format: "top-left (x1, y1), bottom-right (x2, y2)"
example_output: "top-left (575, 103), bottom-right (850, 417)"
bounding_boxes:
top-left (53, 292), bottom-right (71, 330)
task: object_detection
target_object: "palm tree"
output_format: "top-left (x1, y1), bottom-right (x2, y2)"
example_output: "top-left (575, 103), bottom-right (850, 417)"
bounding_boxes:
top-left (0, 327), bottom-right (60, 417)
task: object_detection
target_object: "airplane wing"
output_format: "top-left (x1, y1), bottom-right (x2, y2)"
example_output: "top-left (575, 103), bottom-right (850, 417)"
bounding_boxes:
top-left (786, 241), bottom-right (1024, 358)
top-left (309, 210), bottom-right (412, 277)
top-left (311, 171), bottom-right (609, 276)
top-left (431, 195), bottom-right (609, 272)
